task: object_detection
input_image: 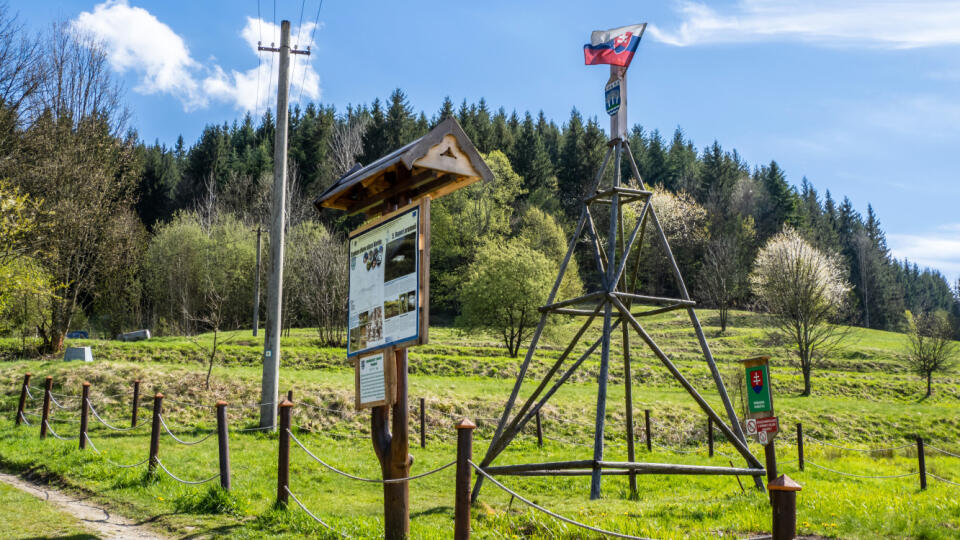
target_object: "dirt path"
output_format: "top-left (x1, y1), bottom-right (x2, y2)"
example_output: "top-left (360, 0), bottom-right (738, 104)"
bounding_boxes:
top-left (0, 471), bottom-right (168, 539)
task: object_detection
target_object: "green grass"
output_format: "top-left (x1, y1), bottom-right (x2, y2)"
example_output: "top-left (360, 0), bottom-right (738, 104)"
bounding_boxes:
top-left (0, 476), bottom-right (98, 539)
top-left (0, 310), bottom-right (958, 538)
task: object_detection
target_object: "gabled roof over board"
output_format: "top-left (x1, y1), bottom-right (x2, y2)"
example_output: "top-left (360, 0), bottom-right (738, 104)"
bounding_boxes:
top-left (314, 117), bottom-right (494, 216)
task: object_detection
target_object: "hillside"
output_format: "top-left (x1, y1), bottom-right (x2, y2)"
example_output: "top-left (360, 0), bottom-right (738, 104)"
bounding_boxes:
top-left (1, 310), bottom-right (959, 538)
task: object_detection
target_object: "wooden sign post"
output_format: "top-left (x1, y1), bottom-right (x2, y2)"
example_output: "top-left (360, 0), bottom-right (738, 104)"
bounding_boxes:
top-left (742, 356), bottom-right (778, 484)
top-left (315, 117), bottom-right (493, 539)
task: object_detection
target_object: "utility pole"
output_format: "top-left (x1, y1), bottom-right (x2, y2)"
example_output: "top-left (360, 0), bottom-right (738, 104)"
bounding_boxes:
top-left (258, 20), bottom-right (310, 429)
top-left (253, 225), bottom-right (262, 337)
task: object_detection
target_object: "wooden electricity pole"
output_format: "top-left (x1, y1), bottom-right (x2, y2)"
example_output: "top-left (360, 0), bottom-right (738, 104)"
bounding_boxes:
top-left (258, 20), bottom-right (309, 429)
top-left (253, 225), bottom-right (262, 337)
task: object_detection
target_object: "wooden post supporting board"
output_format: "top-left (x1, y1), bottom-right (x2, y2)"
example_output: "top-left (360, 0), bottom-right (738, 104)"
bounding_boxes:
top-left (15, 373), bottom-right (30, 426)
top-left (372, 349), bottom-right (411, 540)
top-left (765, 441), bottom-right (778, 485)
top-left (454, 418), bottom-right (476, 540)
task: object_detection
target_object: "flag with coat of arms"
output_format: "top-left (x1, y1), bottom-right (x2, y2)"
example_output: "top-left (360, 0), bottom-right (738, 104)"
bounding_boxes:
top-left (583, 23), bottom-right (647, 67)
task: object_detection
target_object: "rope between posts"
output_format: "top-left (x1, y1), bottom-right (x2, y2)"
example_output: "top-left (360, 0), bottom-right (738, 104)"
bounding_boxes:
top-left (804, 435), bottom-right (912, 453)
top-left (164, 397), bottom-right (216, 409)
top-left (158, 415), bottom-right (215, 445)
top-left (284, 486), bottom-right (350, 537)
top-left (469, 461), bottom-right (658, 540)
top-left (25, 386), bottom-right (35, 400)
top-left (155, 458), bottom-right (220, 485)
top-left (233, 425), bottom-right (275, 433)
top-left (927, 445), bottom-right (960, 459)
top-left (49, 394), bottom-right (70, 410)
top-left (804, 459), bottom-right (917, 479)
top-left (88, 400), bottom-right (143, 432)
top-left (19, 410), bottom-right (31, 426)
top-left (43, 420), bottom-right (78, 441)
top-left (287, 429), bottom-right (456, 484)
top-left (84, 434), bottom-right (149, 469)
top-left (928, 473), bottom-right (960, 487)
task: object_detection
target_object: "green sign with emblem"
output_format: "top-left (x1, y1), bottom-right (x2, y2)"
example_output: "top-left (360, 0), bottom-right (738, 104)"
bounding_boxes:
top-left (746, 364), bottom-right (772, 414)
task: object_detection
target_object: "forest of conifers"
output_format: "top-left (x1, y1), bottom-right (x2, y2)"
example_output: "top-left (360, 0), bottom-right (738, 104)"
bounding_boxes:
top-left (3, 61), bottom-right (959, 349)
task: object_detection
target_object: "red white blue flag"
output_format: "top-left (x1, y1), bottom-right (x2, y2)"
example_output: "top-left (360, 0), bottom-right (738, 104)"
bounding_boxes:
top-left (583, 24), bottom-right (647, 67)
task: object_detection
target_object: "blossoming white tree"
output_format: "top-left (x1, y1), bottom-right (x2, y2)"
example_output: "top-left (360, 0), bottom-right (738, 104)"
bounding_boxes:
top-left (750, 228), bottom-right (850, 396)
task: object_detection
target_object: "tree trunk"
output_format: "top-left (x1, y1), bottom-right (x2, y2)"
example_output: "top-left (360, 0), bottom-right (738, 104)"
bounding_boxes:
top-left (926, 373), bottom-right (932, 398)
top-left (801, 367), bottom-right (812, 397)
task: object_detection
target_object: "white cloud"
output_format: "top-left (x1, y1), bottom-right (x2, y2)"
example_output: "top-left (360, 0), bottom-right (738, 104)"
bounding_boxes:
top-left (72, 2), bottom-right (321, 112)
top-left (648, 1), bottom-right (960, 49)
top-left (889, 227), bottom-right (960, 283)
top-left (73, 0), bottom-right (202, 108)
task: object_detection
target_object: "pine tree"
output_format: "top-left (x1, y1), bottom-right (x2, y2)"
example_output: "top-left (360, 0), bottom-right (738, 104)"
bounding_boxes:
top-left (510, 112), bottom-right (554, 194)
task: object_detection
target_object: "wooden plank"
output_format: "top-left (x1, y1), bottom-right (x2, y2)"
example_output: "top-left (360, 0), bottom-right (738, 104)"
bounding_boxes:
top-left (419, 197), bottom-right (431, 345)
top-left (483, 460), bottom-right (594, 475)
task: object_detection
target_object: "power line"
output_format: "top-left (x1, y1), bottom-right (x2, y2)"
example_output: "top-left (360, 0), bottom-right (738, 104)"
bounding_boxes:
top-left (255, 0), bottom-right (263, 120)
top-left (290, 0), bottom-right (307, 115)
top-left (297, 0), bottom-right (324, 108)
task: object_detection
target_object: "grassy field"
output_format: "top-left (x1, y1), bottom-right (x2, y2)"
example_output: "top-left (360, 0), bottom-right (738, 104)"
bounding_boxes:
top-left (0, 309), bottom-right (958, 538)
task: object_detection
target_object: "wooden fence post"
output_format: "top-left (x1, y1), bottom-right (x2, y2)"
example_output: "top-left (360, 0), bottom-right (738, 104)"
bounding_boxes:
top-left (420, 398), bottom-right (426, 449)
top-left (131, 380), bottom-right (140, 428)
top-left (644, 409), bottom-right (651, 451)
top-left (79, 382), bottom-right (90, 450)
top-left (765, 440), bottom-right (778, 485)
top-left (148, 393), bottom-right (163, 475)
top-left (707, 417), bottom-right (714, 457)
top-left (287, 390), bottom-right (293, 402)
top-left (796, 423), bottom-right (804, 471)
top-left (277, 399), bottom-right (293, 506)
top-left (15, 373), bottom-right (30, 426)
top-left (535, 410), bottom-right (543, 448)
top-left (216, 401), bottom-right (231, 491)
top-left (39, 376), bottom-right (52, 439)
top-left (917, 436), bottom-right (926, 490)
top-left (769, 475), bottom-right (801, 540)
top-left (454, 418), bottom-right (476, 540)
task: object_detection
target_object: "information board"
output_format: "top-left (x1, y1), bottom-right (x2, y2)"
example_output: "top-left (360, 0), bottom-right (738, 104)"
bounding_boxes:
top-left (354, 350), bottom-right (397, 409)
top-left (347, 199), bottom-right (429, 357)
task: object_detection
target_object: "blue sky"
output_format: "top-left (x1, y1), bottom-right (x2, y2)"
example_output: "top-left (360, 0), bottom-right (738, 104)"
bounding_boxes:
top-left (12, 0), bottom-right (960, 283)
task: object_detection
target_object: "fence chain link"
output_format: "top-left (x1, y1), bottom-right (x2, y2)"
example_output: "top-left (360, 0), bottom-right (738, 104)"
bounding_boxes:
top-left (804, 459), bottom-right (917, 479)
top-left (805, 435), bottom-right (912, 453)
top-left (84, 434), bottom-right (150, 469)
top-left (470, 461), bottom-right (658, 540)
top-left (284, 486), bottom-right (351, 537)
top-left (287, 429), bottom-right (455, 484)
top-left (43, 420), bottom-right (78, 441)
top-left (158, 415), bottom-right (215, 445)
top-left (155, 458), bottom-right (220, 485)
top-left (88, 399), bottom-right (143, 432)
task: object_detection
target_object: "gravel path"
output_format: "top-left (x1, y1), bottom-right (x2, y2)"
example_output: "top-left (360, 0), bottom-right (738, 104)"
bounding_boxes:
top-left (0, 471), bottom-right (168, 539)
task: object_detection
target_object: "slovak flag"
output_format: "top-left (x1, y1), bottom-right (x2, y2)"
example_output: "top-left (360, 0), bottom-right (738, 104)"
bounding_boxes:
top-left (583, 23), bottom-right (647, 67)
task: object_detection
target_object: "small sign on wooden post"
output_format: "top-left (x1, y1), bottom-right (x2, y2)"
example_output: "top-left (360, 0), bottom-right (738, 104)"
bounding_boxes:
top-left (354, 349), bottom-right (397, 409)
top-left (742, 356), bottom-right (778, 442)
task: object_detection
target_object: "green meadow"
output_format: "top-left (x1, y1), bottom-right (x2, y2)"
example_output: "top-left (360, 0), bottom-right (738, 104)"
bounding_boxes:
top-left (0, 310), bottom-right (958, 538)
